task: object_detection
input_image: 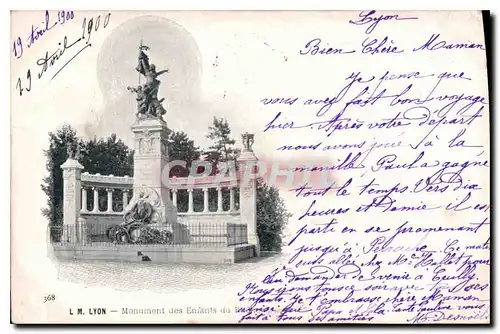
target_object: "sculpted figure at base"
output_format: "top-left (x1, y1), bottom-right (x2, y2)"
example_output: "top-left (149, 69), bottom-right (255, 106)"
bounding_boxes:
top-left (107, 188), bottom-right (173, 244)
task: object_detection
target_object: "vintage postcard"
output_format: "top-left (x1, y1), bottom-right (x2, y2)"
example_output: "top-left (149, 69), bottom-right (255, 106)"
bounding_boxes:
top-left (11, 10), bottom-right (490, 324)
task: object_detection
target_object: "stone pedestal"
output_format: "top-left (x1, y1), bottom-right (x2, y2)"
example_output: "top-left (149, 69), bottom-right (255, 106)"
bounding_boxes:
top-left (61, 158), bottom-right (84, 243)
top-left (237, 151), bottom-right (261, 256)
top-left (128, 118), bottom-right (188, 243)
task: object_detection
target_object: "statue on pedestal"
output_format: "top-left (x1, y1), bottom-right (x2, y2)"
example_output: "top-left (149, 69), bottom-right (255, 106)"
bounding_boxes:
top-left (127, 42), bottom-right (169, 119)
top-left (107, 42), bottom-right (184, 245)
top-left (66, 145), bottom-right (75, 159)
top-left (241, 132), bottom-right (255, 152)
top-left (66, 145), bottom-right (81, 160)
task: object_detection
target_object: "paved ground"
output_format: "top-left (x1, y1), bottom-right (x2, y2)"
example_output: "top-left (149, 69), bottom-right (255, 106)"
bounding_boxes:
top-left (56, 253), bottom-right (287, 293)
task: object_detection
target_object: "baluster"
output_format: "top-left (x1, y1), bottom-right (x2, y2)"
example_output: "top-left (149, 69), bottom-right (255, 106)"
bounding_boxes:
top-left (81, 187), bottom-right (88, 212)
top-left (106, 188), bottom-right (113, 213)
top-left (92, 187), bottom-right (99, 213)
top-left (203, 187), bottom-right (209, 213)
top-left (217, 187), bottom-right (223, 212)
top-left (187, 188), bottom-right (194, 213)
top-left (172, 189), bottom-right (178, 207)
top-left (229, 187), bottom-right (235, 212)
top-left (122, 190), bottom-right (128, 212)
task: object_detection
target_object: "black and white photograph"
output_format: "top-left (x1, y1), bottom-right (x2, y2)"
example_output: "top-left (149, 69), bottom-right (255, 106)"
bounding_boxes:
top-left (10, 10), bottom-right (490, 325)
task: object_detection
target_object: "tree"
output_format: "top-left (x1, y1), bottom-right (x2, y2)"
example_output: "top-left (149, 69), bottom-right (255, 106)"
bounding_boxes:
top-left (167, 130), bottom-right (201, 177)
top-left (79, 133), bottom-right (134, 177)
top-left (204, 117), bottom-right (241, 172)
top-left (256, 179), bottom-right (291, 252)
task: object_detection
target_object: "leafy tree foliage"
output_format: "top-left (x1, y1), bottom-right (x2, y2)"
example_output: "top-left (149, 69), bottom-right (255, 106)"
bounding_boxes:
top-left (255, 178), bottom-right (291, 252)
top-left (204, 117), bottom-right (240, 172)
top-left (167, 129), bottom-right (201, 177)
top-left (79, 134), bottom-right (134, 177)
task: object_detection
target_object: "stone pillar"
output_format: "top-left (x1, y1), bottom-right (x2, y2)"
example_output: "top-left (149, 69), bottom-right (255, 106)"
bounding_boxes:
top-left (203, 188), bottom-right (209, 213)
top-left (122, 190), bottom-right (128, 212)
top-left (229, 187), bottom-right (235, 212)
top-left (172, 189), bottom-right (178, 207)
top-left (237, 146), bottom-right (260, 256)
top-left (81, 187), bottom-right (88, 212)
top-left (106, 188), bottom-right (113, 213)
top-left (187, 188), bottom-right (194, 213)
top-left (217, 187), bottom-right (223, 212)
top-left (131, 119), bottom-right (178, 228)
top-left (61, 158), bottom-right (84, 243)
top-left (92, 187), bottom-right (99, 213)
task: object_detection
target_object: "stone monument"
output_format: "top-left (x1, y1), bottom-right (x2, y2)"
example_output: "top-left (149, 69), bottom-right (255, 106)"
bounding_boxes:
top-left (119, 42), bottom-right (187, 244)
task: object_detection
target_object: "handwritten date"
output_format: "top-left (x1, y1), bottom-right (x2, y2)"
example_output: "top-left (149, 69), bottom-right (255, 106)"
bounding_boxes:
top-left (15, 12), bottom-right (111, 97)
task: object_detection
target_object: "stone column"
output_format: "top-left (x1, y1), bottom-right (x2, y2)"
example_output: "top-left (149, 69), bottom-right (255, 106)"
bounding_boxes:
top-left (203, 188), bottom-right (209, 213)
top-left (81, 187), bottom-right (88, 213)
top-left (122, 190), bottom-right (128, 212)
top-left (187, 188), bottom-right (194, 213)
top-left (92, 187), bottom-right (99, 213)
top-left (106, 188), bottom-right (113, 213)
top-left (217, 187), bottom-right (223, 212)
top-left (171, 189), bottom-right (178, 207)
top-left (131, 119), bottom-right (180, 239)
top-left (131, 120), bottom-right (176, 215)
top-left (237, 146), bottom-right (261, 256)
top-left (61, 158), bottom-right (84, 243)
top-left (229, 187), bottom-right (235, 212)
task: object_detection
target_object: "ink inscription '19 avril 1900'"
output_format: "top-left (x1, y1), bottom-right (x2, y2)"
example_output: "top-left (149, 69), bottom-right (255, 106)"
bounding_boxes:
top-left (237, 11), bottom-right (489, 324)
top-left (14, 11), bottom-right (111, 97)
top-left (12, 10), bottom-right (76, 60)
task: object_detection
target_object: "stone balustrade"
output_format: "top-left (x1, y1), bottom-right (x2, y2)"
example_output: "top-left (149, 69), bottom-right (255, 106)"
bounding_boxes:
top-left (168, 175), bottom-right (239, 214)
top-left (79, 173), bottom-right (133, 215)
top-left (79, 173), bottom-right (241, 216)
top-left (81, 172), bottom-right (134, 186)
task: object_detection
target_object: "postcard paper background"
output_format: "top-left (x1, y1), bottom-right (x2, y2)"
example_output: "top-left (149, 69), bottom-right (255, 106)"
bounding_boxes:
top-left (11, 10), bottom-right (490, 323)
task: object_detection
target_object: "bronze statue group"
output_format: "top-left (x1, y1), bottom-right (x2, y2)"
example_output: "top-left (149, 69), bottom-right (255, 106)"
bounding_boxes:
top-left (127, 44), bottom-right (169, 119)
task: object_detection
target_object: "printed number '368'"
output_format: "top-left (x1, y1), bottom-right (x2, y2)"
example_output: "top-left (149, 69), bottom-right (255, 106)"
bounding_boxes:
top-left (43, 294), bottom-right (56, 303)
